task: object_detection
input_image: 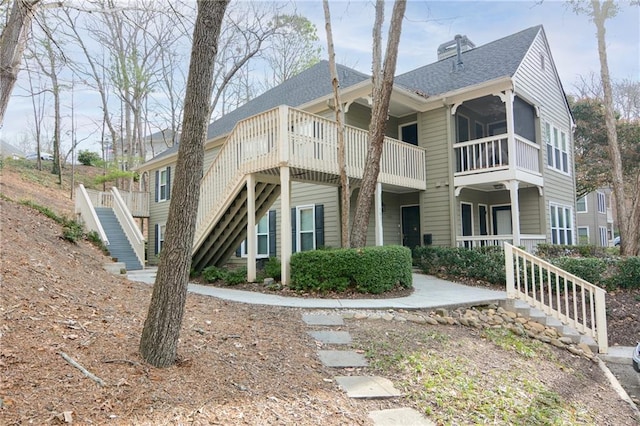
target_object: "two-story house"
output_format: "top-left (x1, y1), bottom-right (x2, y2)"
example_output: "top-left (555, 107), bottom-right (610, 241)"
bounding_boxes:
top-left (576, 188), bottom-right (615, 247)
top-left (130, 25), bottom-right (576, 284)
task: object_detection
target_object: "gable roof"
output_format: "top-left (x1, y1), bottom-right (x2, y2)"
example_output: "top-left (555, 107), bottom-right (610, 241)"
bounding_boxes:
top-left (395, 25), bottom-right (542, 96)
top-left (144, 26), bottom-right (545, 166)
top-left (150, 61), bottom-right (369, 162)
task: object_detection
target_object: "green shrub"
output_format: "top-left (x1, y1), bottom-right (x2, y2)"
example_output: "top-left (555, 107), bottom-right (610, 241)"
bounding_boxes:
top-left (550, 257), bottom-right (608, 287)
top-left (62, 220), bottom-right (84, 243)
top-left (85, 230), bottom-right (108, 253)
top-left (77, 150), bottom-right (101, 166)
top-left (290, 245), bottom-right (412, 294)
top-left (413, 246), bottom-right (506, 285)
top-left (536, 244), bottom-right (601, 258)
top-left (19, 199), bottom-right (62, 223)
top-left (224, 267), bottom-right (247, 286)
top-left (607, 257), bottom-right (640, 290)
top-left (202, 266), bottom-right (226, 283)
top-left (263, 257), bottom-right (281, 280)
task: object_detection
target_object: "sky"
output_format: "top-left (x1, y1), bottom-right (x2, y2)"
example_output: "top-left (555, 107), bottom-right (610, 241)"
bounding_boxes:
top-left (1, 0), bottom-right (638, 154)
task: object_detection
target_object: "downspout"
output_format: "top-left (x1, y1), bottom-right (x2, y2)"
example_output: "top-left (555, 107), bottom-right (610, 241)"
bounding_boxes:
top-left (447, 105), bottom-right (457, 247)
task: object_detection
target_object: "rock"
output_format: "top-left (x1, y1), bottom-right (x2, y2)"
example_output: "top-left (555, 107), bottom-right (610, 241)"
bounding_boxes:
top-left (424, 317), bottom-right (439, 325)
top-left (544, 328), bottom-right (559, 338)
top-left (559, 337), bottom-right (574, 345)
top-left (528, 322), bottom-right (546, 333)
top-left (537, 335), bottom-right (552, 344)
top-left (568, 346), bottom-right (584, 356)
top-left (550, 338), bottom-right (566, 348)
top-left (382, 313), bottom-right (394, 321)
top-left (406, 314), bottom-right (426, 324)
top-left (263, 278), bottom-right (274, 286)
top-left (516, 317), bottom-right (528, 324)
top-left (368, 315), bottom-right (381, 321)
top-left (577, 343), bottom-right (593, 356)
top-left (354, 313), bottom-right (368, 320)
top-left (342, 312), bottom-right (355, 319)
top-left (435, 308), bottom-right (448, 317)
top-left (459, 318), bottom-right (470, 327)
top-left (445, 317), bottom-right (457, 325)
top-left (394, 316), bottom-right (407, 322)
top-left (434, 316), bottom-right (448, 325)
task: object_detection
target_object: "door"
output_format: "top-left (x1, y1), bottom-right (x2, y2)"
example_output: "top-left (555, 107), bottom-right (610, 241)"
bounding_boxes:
top-left (401, 205), bottom-right (420, 249)
top-left (492, 205), bottom-right (512, 235)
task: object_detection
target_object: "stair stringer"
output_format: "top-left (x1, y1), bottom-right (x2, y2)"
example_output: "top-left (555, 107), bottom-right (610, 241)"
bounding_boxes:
top-left (191, 175), bottom-right (281, 271)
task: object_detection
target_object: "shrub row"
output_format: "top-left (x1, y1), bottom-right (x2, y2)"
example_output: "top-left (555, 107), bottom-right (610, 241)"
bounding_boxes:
top-left (290, 246), bottom-right (412, 294)
top-left (551, 256), bottom-right (640, 290)
top-left (413, 246), bottom-right (506, 285)
top-left (201, 266), bottom-right (247, 286)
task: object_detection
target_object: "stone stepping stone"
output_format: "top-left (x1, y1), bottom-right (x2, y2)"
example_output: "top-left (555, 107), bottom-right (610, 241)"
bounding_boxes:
top-left (317, 350), bottom-right (367, 367)
top-left (308, 330), bottom-right (352, 344)
top-left (302, 313), bottom-right (344, 326)
top-left (368, 407), bottom-right (435, 425)
top-left (335, 376), bottom-right (402, 399)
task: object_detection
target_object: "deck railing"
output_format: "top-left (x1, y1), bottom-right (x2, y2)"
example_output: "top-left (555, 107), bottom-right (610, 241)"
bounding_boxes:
top-left (454, 133), bottom-right (540, 175)
top-left (82, 188), bottom-right (149, 217)
top-left (456, 235), bottom-right (546, 253)
top-left (194, 105), bottom-right (427, 248)
top-left (504, 243), bottom-right (608, 353)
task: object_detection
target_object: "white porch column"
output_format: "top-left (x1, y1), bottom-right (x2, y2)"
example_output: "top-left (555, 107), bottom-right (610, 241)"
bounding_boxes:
top-left (246, 174), bottom-right (256, 282)
top-left (504, 90), bottom-right (516, 167)
top-left (280, 166), bottom-right (292, 286)
top-left (375, 182), bottom-right (383, 246)
top-left (508, 180), bottom-right (521, 246)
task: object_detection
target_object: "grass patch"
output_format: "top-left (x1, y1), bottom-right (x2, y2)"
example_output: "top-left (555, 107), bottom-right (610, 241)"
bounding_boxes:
top-left (481, 328), bottom-right (544, 358)
top-left (361, 331), bottom-right (594, 424)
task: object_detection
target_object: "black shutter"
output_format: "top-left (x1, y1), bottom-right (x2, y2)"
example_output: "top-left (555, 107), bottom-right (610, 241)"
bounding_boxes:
top-left (155, 170), bottom-right (159, 202)
top-left (269, 210), bottom-right (276, 257)
top-left (154, 223), bottom-right (159, 255)
top-left (166, 167), bottom-right (171, 200)
top-left (315, 204), bottom-right (324, 248)
top-left (291, 207), bottom-right (297, 253)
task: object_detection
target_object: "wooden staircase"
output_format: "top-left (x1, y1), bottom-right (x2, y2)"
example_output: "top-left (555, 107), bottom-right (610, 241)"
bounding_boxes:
top-left (192, 181), bottom-right (280, 271)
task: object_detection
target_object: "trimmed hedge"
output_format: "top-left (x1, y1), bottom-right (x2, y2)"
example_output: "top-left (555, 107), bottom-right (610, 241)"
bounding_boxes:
top-left (290, 245), bottom-right (412, 294)
top-left (608, 257), bottom-right (640, 289)
top-left (550, 257), bottom-right (609, 288)
top-left (413, 246), bottom-right (506, 285)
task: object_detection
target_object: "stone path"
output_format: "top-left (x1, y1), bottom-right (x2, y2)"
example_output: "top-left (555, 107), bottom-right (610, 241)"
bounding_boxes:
top-left (302, 313), bottom-right (434, 426)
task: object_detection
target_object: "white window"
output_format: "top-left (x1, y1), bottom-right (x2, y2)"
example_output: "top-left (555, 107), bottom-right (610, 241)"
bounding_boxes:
top-left (297, 205), bottom-right (316, 252)
top-left (578, 227), bottom-right (589, 245)
top-left (241, 214), bottom-right (270, 258)
top-left (599, 227), bottom-right (608, 247)
top-left (576, 196), bottom-right (587, 213)
top-left (156, 223), bottom-right (166, 255)
top-left (550, 203), bottom-right (574, 245)
top-left (158, 168), bottom-right (169, 201)
top-left (545, 122), bottom-right (569, 174)
top-left (597, 192), bottom-right (606, 214)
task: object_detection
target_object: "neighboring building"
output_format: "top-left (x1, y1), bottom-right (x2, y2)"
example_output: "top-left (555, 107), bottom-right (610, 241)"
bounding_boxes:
top-left (576, 189), bottom-right (615, 247)
top-left (133, 25), bottom-right (577, 284)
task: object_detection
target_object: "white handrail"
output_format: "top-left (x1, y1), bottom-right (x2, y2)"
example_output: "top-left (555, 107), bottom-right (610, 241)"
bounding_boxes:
top-left (111, 187), bottom-right (145, 267)
top-left (75, 184), bottom-right (109, 245)
top-left (504, 243), bottom-right (608, 353)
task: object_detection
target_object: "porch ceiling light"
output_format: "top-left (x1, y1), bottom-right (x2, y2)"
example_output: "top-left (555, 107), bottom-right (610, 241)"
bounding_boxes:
top-left (493, 184), bottom-right (505, 190)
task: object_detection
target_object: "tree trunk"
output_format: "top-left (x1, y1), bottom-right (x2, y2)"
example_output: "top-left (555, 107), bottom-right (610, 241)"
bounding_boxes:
top-left (323, 0), bottom-right (350, 248)
top-left (0, 0), bottom-right (40, 126)
top-left (139, 0), bottom-right (229, 368)
top-left (591, 0), bottom-right (637, 255)
top-left (350, 0), bottom-right (406, 248)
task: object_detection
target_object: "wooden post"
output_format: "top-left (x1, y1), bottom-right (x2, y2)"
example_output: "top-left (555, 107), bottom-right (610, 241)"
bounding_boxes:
top-left (505, 243), bottom-right (516, 299)
top-left (246, 174), bottom-right (256, 282)
top-left (594, 289), bottom-right (608, 354)
top-left (375, 182), bottom-right (383, 246)
top-left (280, 166), bottom-right (291, 286)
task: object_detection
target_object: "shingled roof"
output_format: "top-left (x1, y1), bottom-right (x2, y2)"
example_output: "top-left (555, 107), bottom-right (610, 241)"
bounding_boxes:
top-left (147, 26), bottom-right (543, 164)
top-left (395, 25), bottom-right (542, 96)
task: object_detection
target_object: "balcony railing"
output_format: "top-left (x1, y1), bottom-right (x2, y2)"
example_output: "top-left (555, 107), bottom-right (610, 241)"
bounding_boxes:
top-left (83, 188), bottom-right (149, 217)
top-left (454, 134), bottom-right (540, 175)
top-left (194, 106), bottom-right (427, 248)
top-left (456, 234), bottom-right (546, 253)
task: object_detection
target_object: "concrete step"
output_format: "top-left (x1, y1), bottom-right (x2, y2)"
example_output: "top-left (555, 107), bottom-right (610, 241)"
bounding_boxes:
top-left (302, 314), bottom-right (344, 326)
top-left (317, 350), bottom-right (368, 368)
top-left (369, 408), bottom-right (435, 426)
top-left (308, 330), bottom-right (352, 345)
top-left (335, 376), bottom-right (401, 399)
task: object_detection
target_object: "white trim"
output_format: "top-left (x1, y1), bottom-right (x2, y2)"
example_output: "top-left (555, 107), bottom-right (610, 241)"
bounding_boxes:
top-left (158, 167), bottom-right (169, 202)
top-left (456, 113), bottom-right (471, 143)
top-left (549, 202), bottom-right (574, 245)
top-left (544, 122), bottom-right (570, 175)
top-left (576, 195), bottom-right (588, 213)
top-left (296, 204), bottom-right (316, 252)
top-left (157, 222), bottom-right (166, 255)
top-left (596, 191), bottom-right (606, 214)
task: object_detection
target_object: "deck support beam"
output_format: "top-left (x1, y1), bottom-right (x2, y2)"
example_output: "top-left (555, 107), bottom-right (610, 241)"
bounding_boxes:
top-left (246, 174), bottom-right (256, 282)
top-left (508, 180), bottom-right (521, 246)
top-left (280, 166), bottom-right (292, 286)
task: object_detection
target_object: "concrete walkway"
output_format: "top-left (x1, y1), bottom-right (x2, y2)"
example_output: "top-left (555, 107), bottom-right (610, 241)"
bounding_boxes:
top-left (126, 268), bottom-right (506, 309)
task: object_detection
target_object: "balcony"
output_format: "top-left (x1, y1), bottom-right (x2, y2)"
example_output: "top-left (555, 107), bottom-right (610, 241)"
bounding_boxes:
top-left (453, 133), bottom-right (543, 189)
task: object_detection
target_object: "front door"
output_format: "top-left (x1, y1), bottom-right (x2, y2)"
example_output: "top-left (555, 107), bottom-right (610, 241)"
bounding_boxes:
top-left (492, 205), bottom-right (513, 235)
top-left (401, 205), bottom-right (420, 249)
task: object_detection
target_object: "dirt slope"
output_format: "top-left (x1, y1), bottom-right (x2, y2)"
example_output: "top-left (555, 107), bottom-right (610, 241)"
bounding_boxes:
top-left (0, 162), bottom-right (638, 424)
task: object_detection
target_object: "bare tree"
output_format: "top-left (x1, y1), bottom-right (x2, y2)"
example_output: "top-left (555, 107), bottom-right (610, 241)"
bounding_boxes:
top-left (350, 0), bottom-right (406, 247)
top-left (323, 0), bottom-right (349, 248)
top-left (571, 0), bottom-right (640, 255)
top-left (570, 0), bottom-right (639, 255)
top-left (139, 0), bottom-right (229, 368)
top-left (0, 0), bottom-right (40, 126)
